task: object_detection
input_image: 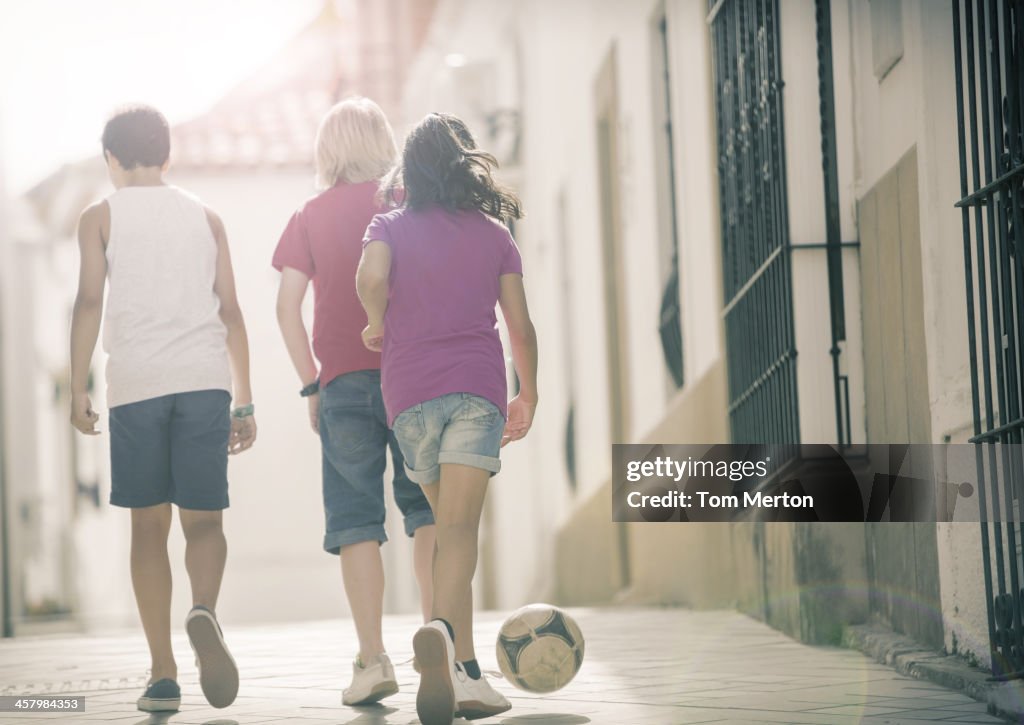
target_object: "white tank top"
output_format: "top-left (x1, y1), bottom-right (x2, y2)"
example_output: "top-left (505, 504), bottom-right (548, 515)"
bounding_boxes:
top-left (102, 186), bottom-right (232, 408)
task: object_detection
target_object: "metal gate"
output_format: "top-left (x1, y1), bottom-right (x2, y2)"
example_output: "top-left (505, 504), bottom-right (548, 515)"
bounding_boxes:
top-left (708, 0), bottom-right (800, 447)
top-left (952, 0), bottom-right (1024, 678)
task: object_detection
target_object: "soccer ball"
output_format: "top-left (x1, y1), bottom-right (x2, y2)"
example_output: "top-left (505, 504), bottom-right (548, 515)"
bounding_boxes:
top-left (495, 604), bottom-right (584, 693)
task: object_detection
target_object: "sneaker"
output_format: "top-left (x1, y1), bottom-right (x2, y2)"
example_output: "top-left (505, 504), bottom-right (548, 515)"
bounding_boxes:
top-left (185, 605), bottom-right (239, 709)
top-left (454, 664), bottom-right (511, 720)
top-left (412, 620), bottom-right (457, 725)
top-left (136, 678), bottom-right (180, 712)
top-left (342, 653), bottom-right (399, 706)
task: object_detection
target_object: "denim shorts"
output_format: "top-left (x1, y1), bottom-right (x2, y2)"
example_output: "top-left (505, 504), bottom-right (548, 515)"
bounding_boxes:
top-left (392, 393), bottom-right (505, 485)
top-left (319, 370), bottom-right (434, 554)
top-left (109, 389), bottom-right (231, 510)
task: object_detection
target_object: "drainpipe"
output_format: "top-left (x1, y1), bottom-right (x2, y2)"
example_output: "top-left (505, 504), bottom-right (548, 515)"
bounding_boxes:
top-left (815, 0), bottom-right (850, 447)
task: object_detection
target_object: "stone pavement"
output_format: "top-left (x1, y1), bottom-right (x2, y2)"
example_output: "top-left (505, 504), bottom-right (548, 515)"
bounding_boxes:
top-left (0, 608), bottom-right (1006, 724)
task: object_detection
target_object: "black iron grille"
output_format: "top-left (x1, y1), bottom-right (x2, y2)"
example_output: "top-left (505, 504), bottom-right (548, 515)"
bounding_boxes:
top-left (709, 0), bottom-right (800, 447)
top-left (953, 0), bottom-right (1024, 679)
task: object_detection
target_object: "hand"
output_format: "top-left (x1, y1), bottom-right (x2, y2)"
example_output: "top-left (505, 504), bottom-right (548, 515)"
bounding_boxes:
top-left (229, 415), bottom-right (257, 454)
top-left (362, 321), bottom-right (384, 352)
top-left (307, 393), bottom-right (320, 434)
top-left (70, 393), bottom-right (100, 435)
top-left (502, 395), bottom-right (537, 447)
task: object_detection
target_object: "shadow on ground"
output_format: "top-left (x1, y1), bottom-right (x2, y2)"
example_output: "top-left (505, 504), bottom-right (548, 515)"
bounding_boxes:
top-left (500, 716), bottom-right (590, 724)
top-left (134, 715), bottom-right (240, 725)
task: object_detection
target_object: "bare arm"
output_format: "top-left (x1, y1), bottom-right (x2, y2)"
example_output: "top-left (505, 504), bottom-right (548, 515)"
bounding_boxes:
top-left (276, 266), bottom-right (320, 432)
top-left (208, 207), bottom-right (256, 453)
top-left (69, 202), bottom-right (108, 435)
top-left (356, 240), bottom-right (391, 351)
top-left (498, 273), bottom-right (538, 445)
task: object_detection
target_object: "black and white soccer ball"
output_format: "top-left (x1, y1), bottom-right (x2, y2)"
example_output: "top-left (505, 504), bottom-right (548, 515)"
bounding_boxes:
top-left (495, 603), bottom-right (584, 693)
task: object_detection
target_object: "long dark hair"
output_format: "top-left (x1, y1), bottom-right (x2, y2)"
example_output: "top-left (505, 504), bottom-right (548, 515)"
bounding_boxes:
top-left (381, 113), bottom-right (522, 222)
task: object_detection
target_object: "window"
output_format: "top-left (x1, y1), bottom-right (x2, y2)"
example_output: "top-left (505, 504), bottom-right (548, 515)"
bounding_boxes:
top-left (556, 190), bottom-right (577, 491)
top-left (709, 0), bottom-right (800, 447)
top-left (652, 10), bottom-right (685, 390)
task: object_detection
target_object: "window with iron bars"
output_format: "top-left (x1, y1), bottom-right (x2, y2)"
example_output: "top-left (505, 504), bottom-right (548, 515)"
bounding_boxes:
top-left (708, 0), bottom-right (800, 449)
top-left (952, 0), bottom-right (1024, 680)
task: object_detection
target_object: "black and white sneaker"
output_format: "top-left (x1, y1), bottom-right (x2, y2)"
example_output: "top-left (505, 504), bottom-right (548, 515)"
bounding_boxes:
top-left (136, 678), bottom-right (181, 712)
top-left (185, 605), bottom-right (239, 708)
top-left (454, 664), bottom-right (511, 720)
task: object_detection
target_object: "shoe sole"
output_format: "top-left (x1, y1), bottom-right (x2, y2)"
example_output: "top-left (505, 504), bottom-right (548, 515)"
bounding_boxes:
top-left (413, 627), bottom-right (455, 725)
top-left (343, 679), bottom-right (399, 706)
top-left (186, 610), bottom-right (239, 709)
top-left (456, 700), bottom-right (513, 720)
top-left (136, 696), bottom-right (180, 712)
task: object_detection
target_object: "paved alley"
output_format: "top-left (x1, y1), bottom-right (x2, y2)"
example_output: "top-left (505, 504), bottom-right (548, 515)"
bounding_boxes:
top-left (0, 608), bottom-right (1004, 724)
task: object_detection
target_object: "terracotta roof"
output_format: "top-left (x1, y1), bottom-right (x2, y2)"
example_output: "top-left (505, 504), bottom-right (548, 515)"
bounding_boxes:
top-left (171, 2), bottom-right (356, 171)
top-left (21, 0), bottom-right (438, 212)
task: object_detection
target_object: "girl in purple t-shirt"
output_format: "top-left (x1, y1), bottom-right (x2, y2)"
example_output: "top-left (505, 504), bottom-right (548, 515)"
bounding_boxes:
top-left (357, 113), bottom-right (538, 725)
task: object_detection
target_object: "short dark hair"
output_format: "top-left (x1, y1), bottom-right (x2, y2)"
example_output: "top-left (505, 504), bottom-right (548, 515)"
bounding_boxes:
top-left (101, 105), bottom-right (170, 169)
top-left (381, 113), bottom-right (522, 222)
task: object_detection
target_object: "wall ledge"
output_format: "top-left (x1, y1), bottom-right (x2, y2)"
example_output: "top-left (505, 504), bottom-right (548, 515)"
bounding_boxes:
top-left (843, 623), bottom-right (1015, 720)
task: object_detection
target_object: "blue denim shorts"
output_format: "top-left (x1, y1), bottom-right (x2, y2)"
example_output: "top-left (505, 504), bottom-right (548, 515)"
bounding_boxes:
top-left (109, 389), bottom-right (231, 510)
top-left (392, 393), bottom-right (505, 485)
top-left (319, 370), bottom-right (434, 554)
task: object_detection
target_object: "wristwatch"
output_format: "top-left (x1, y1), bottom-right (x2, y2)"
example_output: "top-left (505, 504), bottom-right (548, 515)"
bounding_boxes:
top-left (300, 379), bottom-right (320, 397)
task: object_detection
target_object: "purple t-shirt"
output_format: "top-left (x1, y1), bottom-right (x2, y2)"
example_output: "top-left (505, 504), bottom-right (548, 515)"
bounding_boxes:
top-left (363, 206), bottom-right (523, 426)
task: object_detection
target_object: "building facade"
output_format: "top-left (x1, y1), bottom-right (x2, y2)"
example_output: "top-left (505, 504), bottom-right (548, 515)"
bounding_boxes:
top-left (397, 0), bottom-right (997, 671)
top-left (0, 0), bottom-right (438, 633)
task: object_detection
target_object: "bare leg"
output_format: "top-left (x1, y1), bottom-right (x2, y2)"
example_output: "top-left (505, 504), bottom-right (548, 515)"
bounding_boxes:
top-left (339, 540), bottom-right (387, 662)
top-left (130, 504), bottom-right (176, 682)
top-left (413, 524), bottom-right (436, 622)
top-left (179, 509), bottom-right (227, 610)
top-left (421, 465), bottom-right (489, 662)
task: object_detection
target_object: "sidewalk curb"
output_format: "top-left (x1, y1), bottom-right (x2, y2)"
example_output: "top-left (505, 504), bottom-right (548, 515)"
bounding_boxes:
top-left (842, 624), bottom-right (1024, 722)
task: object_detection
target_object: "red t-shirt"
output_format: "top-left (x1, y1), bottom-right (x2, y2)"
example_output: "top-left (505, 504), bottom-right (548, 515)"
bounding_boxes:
top-left (272, 181), bottom-right (384, 386)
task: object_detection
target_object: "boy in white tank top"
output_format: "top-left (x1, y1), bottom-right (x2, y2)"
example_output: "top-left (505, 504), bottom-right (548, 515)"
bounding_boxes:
top-left (69, 105), bottom-right (256, 713)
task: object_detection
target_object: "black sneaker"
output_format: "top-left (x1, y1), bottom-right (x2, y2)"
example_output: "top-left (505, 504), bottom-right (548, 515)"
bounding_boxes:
top-left (136, 678), bottom-right (180, 712)
top-left (185, 605), bottom-right (239, 708)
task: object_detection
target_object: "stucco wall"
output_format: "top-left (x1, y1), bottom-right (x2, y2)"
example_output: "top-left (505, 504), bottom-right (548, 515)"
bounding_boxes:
top-left (846, 0), bottom-right (987, 666)
top-left (171, 170), bottom-right (426, 624)
top-left (398, 0), bottom-right (987, 662)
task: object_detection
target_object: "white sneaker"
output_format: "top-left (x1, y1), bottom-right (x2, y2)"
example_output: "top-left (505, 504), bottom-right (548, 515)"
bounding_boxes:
top-left (454, 664), bottom-right (511, 720)
top-left (342, 653), bottom-right (399, 706)
top-left (412, 620), bottom-right (457, 725)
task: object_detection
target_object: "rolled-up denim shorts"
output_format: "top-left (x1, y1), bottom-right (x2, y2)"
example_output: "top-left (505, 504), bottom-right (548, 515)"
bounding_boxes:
top-left (392, 393), bottom-right (505, 485)
top-left (109, 389), bottom-right (231, 510)
top-left (319, 370), bottom-right (434, 554)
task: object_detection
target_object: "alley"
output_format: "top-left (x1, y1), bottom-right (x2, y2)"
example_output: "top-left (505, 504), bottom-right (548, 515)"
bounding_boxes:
top-left (0, 608), bottom-right (1002, 724)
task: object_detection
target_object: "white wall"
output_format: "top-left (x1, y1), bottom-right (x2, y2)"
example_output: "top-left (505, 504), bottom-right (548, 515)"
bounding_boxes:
top-left (396, 1), bottom-right (989, 666)
top-left (669, 0), bottom-right (726, 394)
top-left (849, 0), bottom-right (971, 440)
top-left (396, 0), bottom-right (732, 608)
top-left (395, 0), bottom-right (876, 605)
top-left (0, 196), bottom-right (127, 633)
top-left (847, 0), bottom-right (986, 666)
top-left (172, 169), bottom-right (424, 624)
top-left (781, 0), bottom-right (866, 446)
top-left (4, 164), bottom-right (427, 633)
